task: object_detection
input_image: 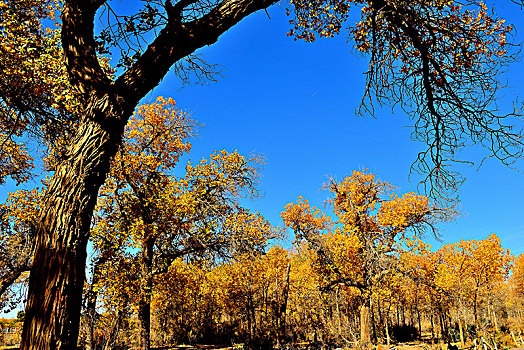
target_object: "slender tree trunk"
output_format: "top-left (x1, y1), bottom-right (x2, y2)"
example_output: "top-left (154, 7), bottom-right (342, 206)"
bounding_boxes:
top-left (491, 302), bottom-right (499, 332)
top-left (459, 318), bottom-right (465, 347)
top-left (20, 117), bottom-right (127, 350)
top-left (86, 260), bottom-right (102, 350)
top-left (105, 308), bottom-right (125, 350)
top-left (335, 286), bottom-right (342, 342)
top-left (385, 318), bottom-right (390, 347)
top-left (247, 281), bottom-right (255, 343)
top-left (138, 239), bottom-right (154, 350)
top-left (278, 262), bottom-right (291, 344)
top-left (377, 298), bottom-right (383, 333)
top-left (360, 297), bottom-right (372, 349)
top-left (430, 312), bottom-right (435, 340)
top-left (87, 249), bottom-right (118, 350)
top-left (417, 307), bottom-right (422, 340)
top-left (138, 300), bottom-right (151, 350)
top-left (439, 309), bottom-right (446, 341)
top-left (371, 300), bottom-right (377, 343)
top-left (474, 290), bottom-right (479, 333)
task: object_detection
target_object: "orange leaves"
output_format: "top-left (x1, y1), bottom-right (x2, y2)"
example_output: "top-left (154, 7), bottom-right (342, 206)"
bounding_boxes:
top-left (325, 170), bottom-right (387, 236)
top-left (223, 209), bottom-right (283, 256)
top-left (111, 96), bottom-right (195, 185)
top-left (511, 253), bottom-right (524, 300)
top-left (287, 0), bottom-right (359, 42)
top-left (281, 197), bottom-right (332, 238)
top-left (434, 234), bottom-right (513, 303)
top-left (183, 149), bottom-right (263, 201)
top-left (0, 187), bottom-right (42, 259)
top-left (281, 169), bottom-right (452, 302)
top-left (328, 170), bottom-right (384, 218)
top-left (377, 193), bottom-right (429, 230)
top-left (0, 0), bottom-right (82, 176)
top-left (320, 232), bottom-right (363, 281)
top-left (287, 0), bottom-right (513, 76)
top-left (325, 170), bottom-right (453, 241)
top-left (92, 98), bottom-right (277, 320)
top-left (0, 134), bottom-right (34, 185)
top-left (2, 188), bottom-right (41, 229)
top-left (0, 0), bottom-right (74, 115)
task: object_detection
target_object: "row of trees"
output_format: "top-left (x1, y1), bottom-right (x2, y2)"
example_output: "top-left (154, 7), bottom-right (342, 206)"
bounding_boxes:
top-left (1, 0), bottom-right (524, 348)
top-left (3, 120), bottom-right (522, 349)
top-left (80, 234), bottom-right (523, 349)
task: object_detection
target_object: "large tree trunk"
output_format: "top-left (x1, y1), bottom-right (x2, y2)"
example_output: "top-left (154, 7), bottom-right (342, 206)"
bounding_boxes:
top-left (20, 118), bottom-right (126, 350)
top-left (17, 0), bottom-right (279, 346)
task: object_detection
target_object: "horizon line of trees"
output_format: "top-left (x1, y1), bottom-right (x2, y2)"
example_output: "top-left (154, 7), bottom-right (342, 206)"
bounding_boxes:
top-left (3, 233), bottom-right (523, 349)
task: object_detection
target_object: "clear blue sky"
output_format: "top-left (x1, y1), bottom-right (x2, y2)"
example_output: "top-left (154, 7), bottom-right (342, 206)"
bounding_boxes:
top-left (144, 1), bottom-right (524, 256)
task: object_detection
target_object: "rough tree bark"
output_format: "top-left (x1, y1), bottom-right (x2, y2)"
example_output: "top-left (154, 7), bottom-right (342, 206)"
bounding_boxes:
top-left (20, 118), bottom-right (128, 350)
top-left (19, 0), bottom-right (279, 348)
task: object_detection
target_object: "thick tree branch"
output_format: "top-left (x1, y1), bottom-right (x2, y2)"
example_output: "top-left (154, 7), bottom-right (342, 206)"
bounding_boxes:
top-left (320, 278), bottom-right (366, 292)
top-left (62, 0), bottom-right (111, 98)
top-left (0, 264), bottom-right (30, 297)
top-left (115, 0), bottom-right (278, 105)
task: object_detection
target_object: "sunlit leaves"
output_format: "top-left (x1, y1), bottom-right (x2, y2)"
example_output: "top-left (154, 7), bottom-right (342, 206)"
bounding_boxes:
top-left (281, 170), bottom-right (453, 297)
top-left (511, 253), bottom-right (524, 301)
top-left (114, 97), bottom-right (194, 180)
top-left (282, 197), bottom-right (332, 239)
top-left (0, 186), bottom-right (43, 307)
top-left (0, 135), bottom-right (34, 185)
top-left (90, 98), bottom-right (279, 344)
top-left (435, 234), bottom-right (513, 301)
top-left (0, 0), bottom-right (77, 134)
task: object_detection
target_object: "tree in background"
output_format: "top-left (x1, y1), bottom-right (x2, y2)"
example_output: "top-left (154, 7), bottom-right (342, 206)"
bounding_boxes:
top-left (512, 254), bottom-right (524, 304)
top-left (282, 170), bottom-right (454, 347)
top-left (435, 234), bottom-right (513, 344)
top-left (87, 98), bottom-right (280, 350)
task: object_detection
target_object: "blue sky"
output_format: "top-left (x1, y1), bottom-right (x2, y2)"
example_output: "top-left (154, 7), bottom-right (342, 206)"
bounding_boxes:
top-left (145, 1), bottom-right (524, 255)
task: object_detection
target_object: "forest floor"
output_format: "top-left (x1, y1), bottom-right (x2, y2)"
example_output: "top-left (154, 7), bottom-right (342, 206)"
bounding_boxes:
top-left (2, 341), bottom-right (524, 349)
top-left (148, 343), bottom-right (524, 350)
